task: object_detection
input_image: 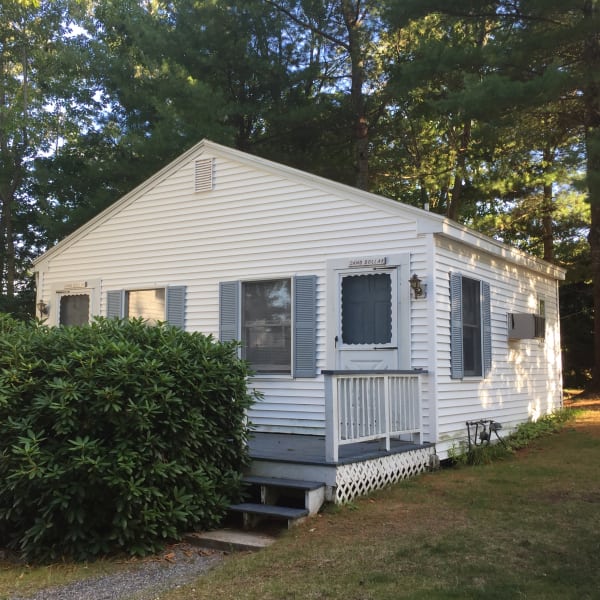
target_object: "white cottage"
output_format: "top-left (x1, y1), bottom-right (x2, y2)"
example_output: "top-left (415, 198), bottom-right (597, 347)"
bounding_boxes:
top-left (33, 139), bottom-right (565, 505)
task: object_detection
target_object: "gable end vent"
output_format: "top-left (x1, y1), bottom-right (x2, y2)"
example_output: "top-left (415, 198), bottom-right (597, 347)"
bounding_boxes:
top-left (194, 158), bottom-right (214, 192)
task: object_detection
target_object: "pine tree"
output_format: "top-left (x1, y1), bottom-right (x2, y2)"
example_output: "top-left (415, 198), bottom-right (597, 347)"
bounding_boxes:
top-left (387, 0), bottom-right (600, 389)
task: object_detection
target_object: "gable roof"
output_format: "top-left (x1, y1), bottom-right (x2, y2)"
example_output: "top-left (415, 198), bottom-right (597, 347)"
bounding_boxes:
top-left (33, 139), bottom-right (565, 280)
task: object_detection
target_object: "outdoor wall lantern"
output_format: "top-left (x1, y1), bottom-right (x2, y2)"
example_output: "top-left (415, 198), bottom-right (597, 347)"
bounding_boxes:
top-left (409, 274), bottom-right (426, 299)
top-left (37, 300), bottom-right (49, 317)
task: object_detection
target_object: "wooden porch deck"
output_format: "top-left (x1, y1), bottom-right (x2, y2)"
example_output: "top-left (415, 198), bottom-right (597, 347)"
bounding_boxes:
top-left (248, 432), bottom-right (431, 466)
top-left (246, 432), bottom-right (437, 503)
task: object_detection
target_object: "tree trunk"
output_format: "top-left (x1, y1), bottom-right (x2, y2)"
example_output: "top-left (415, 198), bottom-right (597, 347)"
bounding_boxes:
top-left (447, 119), bottom-right (471, 220)
top-left (0, 196), bottom-right (5, 295)
top-left (4, 195), bottom-right (14, 297)
top-left (542, 146), bottom-right (554, 263)
top-left (583, 0), bottom-right (600, 390)
top-left (341, 0), bottom-right (369, 191)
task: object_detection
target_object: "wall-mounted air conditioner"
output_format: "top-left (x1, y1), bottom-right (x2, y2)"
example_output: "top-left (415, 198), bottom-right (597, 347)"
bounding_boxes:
top-left (507, 313), bottom-right (546, 340)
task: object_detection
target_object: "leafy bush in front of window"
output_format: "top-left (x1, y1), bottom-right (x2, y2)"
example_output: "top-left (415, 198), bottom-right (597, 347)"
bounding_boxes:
top-left (0, 315), bottom-right (257, 561)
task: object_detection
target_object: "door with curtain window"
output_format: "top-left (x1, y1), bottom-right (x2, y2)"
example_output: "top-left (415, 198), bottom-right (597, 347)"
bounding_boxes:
top-left (59, 293), bottom-right (90, 326)
top-left (335, 268), bottom-right (399, 370)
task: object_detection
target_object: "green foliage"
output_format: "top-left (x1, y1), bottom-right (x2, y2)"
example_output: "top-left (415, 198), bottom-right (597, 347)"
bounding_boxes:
top-left (560, 282), bottom-right (593, 387)
top-left (448, 441), bottom-right (511, 467)
top-left (0, 0), bottom-right (102, 293)
top-left (0, 315), bottom-right (257, 562)
top-left (507, 409), bottom-right (575, 450)
top-left (449, 409), bottom-right (575, 466)
top-left (0, 285), bottom-right (35, 321)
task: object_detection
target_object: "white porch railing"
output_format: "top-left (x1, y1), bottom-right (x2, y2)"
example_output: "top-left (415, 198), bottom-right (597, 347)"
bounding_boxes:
top-left (324, 370), bottom-right (425, 462)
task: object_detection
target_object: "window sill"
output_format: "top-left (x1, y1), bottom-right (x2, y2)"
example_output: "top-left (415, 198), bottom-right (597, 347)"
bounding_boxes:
top-left (249, 374), bottom-right (294, 382)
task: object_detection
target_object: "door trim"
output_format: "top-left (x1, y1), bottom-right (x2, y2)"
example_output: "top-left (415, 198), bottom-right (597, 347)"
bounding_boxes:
top-left (326, 254), bottom-right (411, 371)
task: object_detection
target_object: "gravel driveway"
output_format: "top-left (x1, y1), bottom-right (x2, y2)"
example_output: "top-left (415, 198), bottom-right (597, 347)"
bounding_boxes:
top-left (10, 543), bottom-right (224, 600)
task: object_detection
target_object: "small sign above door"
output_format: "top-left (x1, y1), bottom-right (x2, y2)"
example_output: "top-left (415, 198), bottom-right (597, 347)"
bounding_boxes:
top-left (348, 256), bottom-right (387, 268)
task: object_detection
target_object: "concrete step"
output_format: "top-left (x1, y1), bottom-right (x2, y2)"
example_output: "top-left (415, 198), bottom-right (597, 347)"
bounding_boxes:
top-left (184, 529), bottom-right (276, 553)
top-left (229, 502), bottom-right (309, 529)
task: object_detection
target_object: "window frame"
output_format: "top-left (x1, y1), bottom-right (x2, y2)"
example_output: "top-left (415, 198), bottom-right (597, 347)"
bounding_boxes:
top-left (106, 286), bottom-right (186, 328)
top-left (241, 278), bottom-right (293, 374)
top-left (450, 272), bottom-right (491, 380)
top-left (461, 276), bottom-right (483, 377)
top-left (51, 280), bottom-right (101, 327)
top-left (338, 269), bottom-right (397, 348)
top-left (125, 287), bottom-right (167, 325)
top-left (219, 275), bottom-right (317, 378)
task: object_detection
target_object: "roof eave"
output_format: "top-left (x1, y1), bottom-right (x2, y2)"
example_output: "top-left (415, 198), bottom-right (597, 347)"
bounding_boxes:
top-left (436, 221), bottom-right (567, 280)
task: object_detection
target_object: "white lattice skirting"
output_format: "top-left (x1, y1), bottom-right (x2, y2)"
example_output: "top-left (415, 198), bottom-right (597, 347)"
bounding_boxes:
top-left (334, 446), bottom-right (436, 504)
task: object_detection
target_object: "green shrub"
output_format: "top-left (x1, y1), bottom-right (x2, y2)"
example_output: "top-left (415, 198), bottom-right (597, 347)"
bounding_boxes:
top-left (0, 314), bottom-right (257, 561)
top-left (448, 441), bottom-right (512, 466)
top-left (507, 409), bottom-right (575, 450)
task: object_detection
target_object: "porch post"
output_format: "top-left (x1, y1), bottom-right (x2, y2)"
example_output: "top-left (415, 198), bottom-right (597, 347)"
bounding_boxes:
top-left (384, 374), bottom-right (391, 452)
top-left (324, 373), bottom-right (339, 462)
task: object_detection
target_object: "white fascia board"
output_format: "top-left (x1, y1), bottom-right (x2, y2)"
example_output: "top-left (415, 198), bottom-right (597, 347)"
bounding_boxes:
top-left (436, 221), bottom-right (567, 280)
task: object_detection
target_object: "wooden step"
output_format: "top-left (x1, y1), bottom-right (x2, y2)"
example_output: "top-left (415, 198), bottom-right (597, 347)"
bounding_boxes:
top-left (229, 502), bottom-right (309, 529)
top-left (243, 475), bottom-right (325, 491)
top-left (242, 476), bottom-right (326, 516)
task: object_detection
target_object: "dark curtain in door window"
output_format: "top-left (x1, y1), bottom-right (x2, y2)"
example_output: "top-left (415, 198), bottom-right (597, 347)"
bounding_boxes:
top-left (341, 273), bottom-right (392, 345)
top-left (59, 294), bottom-right (90, 326)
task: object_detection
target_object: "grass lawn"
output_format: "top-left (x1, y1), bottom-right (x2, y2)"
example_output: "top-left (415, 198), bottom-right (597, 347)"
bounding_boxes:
top-left (1, 402), bottom-right (598, 599)
top-left (162, 404), bottom-right (600, 600)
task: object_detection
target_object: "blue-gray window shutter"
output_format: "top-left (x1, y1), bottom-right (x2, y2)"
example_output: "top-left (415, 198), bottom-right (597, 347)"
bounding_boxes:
top-left (166, 286), bottom-right (186, 328)
top-left (450, 272), bottom-right (464, 379)
top-left (106, 290), bottom-right (124, 319)
top-left (482, 281), bottom-right (492, 377)
top-left (219, 281), bottom-right (240, 342)
top-left (293, 275), bottom-right (317, 378)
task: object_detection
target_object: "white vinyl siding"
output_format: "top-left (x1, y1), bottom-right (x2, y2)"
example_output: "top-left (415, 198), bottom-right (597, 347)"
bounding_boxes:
top-left (33, 142), bottom-right (562, 442)
top-left (433, 236), bottom-right (562, 457)
top-left (34, 151), bottom-right (430, 435)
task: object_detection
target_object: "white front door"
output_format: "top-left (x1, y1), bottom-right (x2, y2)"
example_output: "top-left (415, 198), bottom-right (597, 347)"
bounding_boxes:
top-left (335, 267), bottom-right (399, 370)
top-left (57, 292), bottom-right (91, 326)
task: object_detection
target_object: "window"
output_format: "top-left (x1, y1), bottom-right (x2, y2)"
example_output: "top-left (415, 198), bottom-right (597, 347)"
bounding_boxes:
top-left (536, 298), bottom-right (546, 339)
top-left (462, 277), bottom-right (482, 376)
top-left (450, 273), bottom-right (491, 379)
top-left (242, 279), bottom-right (291, 373)
top-left (106, 286), bottom-right (186, 328)
top-left (59, 294), bottom-right (90, 326)
top-left (126, 288), bottom-right (165, 325)
top-left (219, 275), bottom-right (317, 377)
top-left (538, 298), bottom-right (546, 318)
